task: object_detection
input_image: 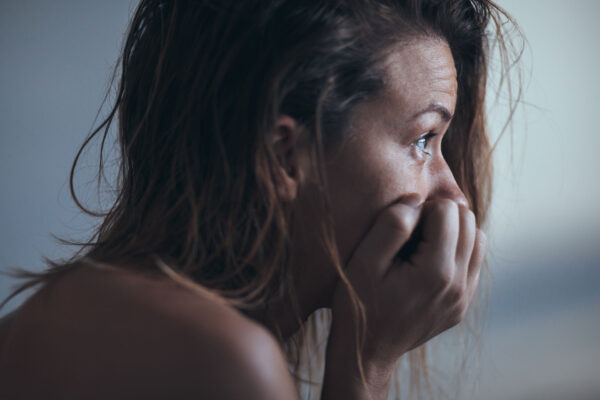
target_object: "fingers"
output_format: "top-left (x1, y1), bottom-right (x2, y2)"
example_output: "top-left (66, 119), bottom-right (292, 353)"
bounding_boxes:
top-left (455, 206), bottom-right (477, 286)
top-left (466, 229), bottom-right (486, 302)
top-left (408, 200), bottom-right (482, 323)
top-left (347, 199), bottom-right (421, 280)
top-left (418, 199), bottom-right (460, 280)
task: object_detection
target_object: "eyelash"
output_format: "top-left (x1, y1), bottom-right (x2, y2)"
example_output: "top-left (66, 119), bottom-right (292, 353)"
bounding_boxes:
top-left (414, 132), bottom-right (437, 156)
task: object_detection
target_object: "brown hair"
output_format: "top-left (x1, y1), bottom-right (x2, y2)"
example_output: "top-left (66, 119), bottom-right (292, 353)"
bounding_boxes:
top-left (3, 0), bottom-right (521, 397)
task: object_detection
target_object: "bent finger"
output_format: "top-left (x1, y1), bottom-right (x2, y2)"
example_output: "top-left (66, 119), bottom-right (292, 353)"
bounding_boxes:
top-left (455, 206), bottom-right (477, 285)
top-left (347, 199), bottom-right (421, 280)
top-left (466, 229), bottom-right (486, 302)
top-left (418, 199), bottom-right (460, 276)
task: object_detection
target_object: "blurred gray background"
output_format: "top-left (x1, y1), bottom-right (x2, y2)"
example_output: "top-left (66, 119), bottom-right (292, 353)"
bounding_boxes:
top-left (1, 1), bottom-right (599, 399)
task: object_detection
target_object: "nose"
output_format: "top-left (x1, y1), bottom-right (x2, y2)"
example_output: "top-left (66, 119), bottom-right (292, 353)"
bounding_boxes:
top-left (426, 160), bottom-right (468, 208)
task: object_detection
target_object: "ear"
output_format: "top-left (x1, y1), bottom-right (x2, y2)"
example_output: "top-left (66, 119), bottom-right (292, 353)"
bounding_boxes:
top-left (271, 115), bottom-right (308, 203)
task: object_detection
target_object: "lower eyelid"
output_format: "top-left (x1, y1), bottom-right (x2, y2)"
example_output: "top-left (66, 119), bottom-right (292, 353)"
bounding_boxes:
top-left (409, 144), bottom-right (430, 162)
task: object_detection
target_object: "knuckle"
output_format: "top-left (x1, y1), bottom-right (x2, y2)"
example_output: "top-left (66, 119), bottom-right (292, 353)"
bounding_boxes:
top-left (383, 207), bottom-right (413, 236)
top-left (445, 282), bottom-right (464, 305)
top-left (431, 265), bottom-right (454, 290)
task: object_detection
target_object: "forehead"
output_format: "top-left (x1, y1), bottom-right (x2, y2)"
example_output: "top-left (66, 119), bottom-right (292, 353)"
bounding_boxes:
top-left (379, 38), bottom-right (458, 118)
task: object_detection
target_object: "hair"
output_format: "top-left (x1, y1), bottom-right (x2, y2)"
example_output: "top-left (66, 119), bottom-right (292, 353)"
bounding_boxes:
top-left (3, 0), bottom-right (521, 398)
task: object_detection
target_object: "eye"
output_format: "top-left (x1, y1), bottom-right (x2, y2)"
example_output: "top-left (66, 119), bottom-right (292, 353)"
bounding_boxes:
top-left (413, 132), bottom-right (437, 156)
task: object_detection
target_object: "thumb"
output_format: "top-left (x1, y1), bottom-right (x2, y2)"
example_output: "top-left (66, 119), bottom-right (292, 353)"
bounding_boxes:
top-left (347, 195), bottom-right (422, 280)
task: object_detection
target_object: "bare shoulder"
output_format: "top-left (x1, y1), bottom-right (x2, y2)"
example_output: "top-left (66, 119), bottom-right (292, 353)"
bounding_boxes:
top-left (0, 264), bottom-right (298, 399)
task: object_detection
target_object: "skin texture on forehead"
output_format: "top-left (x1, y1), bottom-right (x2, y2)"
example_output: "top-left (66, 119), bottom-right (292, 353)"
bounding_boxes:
top-left (382, 38), bottom-right (457, 112)
top-left (345, 38), bottom-right (458, 152)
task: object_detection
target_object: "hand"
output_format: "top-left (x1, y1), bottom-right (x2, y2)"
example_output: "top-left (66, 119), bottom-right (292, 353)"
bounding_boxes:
top-left (322, 198), bottom-right (486, 398)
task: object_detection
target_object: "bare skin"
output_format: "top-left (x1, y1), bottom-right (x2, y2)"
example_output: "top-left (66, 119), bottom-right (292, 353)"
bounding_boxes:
top-left (0, 38), bottom-right (484, 399)
top-left (0, 263), bottom-right (297, 399)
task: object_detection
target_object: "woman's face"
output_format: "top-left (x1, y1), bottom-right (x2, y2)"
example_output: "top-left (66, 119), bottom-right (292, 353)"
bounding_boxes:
top-left (291, 38), bottom-right (467, 311)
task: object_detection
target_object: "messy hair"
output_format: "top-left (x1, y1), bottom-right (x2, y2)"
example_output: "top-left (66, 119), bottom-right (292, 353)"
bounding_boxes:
top-left (3, 0), bottom-right (521, 398)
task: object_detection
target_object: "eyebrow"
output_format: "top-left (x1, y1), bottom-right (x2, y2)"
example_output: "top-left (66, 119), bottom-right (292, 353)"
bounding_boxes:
top-left (410, 103), bottom-right (453, 122)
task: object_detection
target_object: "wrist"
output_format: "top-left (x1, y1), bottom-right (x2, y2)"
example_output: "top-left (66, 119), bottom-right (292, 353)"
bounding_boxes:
top-left (321, 335), bottom-right (394, 400)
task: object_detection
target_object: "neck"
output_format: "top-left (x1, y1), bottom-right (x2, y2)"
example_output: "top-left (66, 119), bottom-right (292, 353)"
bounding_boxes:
top-left (245, 291), bottom-right (314, 342)
top-left (245, 276), bottom-right (333, 342)
top-left (245, 212), bottom-right (337, 341)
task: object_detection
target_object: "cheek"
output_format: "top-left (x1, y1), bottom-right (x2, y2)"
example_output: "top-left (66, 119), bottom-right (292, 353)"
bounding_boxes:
top-left (372, 144), bottom-right (423, 201)
top-left (326, 171), bottom-right (377, 264)
top-left (325, 147), bottom-right (419, 264)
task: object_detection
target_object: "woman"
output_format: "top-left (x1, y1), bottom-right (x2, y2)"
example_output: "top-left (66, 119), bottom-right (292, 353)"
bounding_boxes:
top-left (0, 0), bottom-right (517, 398)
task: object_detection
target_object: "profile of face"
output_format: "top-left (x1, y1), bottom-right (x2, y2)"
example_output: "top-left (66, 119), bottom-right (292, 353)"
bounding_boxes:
top-left (287, 38), bottom-right (468, 310)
